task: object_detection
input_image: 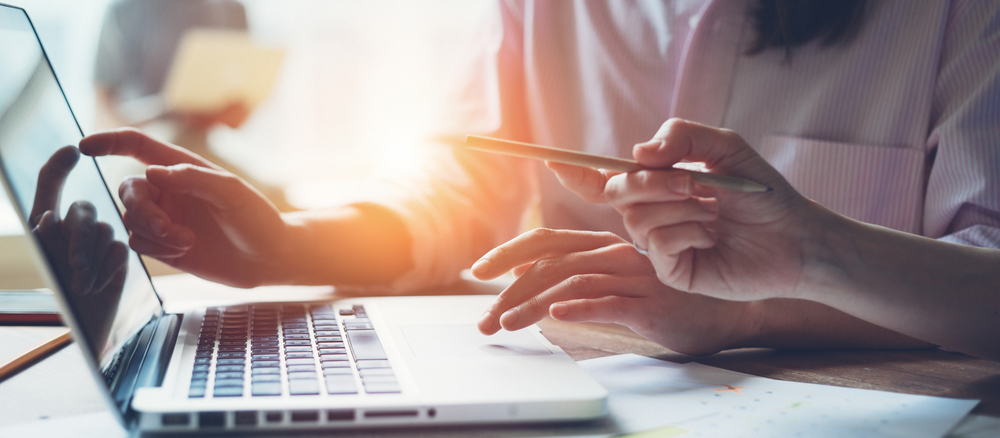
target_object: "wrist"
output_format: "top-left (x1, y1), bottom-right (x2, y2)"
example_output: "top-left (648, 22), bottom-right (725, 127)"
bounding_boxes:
top-left (793, 200), bottom-right (859, 303)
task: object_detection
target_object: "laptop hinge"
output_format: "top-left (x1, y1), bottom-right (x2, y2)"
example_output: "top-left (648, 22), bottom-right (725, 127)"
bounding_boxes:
top-left (110, 313), bottom-right (181, 427)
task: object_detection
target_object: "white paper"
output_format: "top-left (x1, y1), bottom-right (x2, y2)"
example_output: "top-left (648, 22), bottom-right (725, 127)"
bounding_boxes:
top-left (579, 354), bottom-right (980, 438)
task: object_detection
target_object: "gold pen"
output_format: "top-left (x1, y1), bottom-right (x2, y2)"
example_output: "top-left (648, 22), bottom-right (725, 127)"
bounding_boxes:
top-left (465, 135), bottom-right (771, 192)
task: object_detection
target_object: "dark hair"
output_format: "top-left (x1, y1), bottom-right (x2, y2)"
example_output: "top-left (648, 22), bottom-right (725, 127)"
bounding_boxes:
top-left (746, 0), bottom-right (868, 57)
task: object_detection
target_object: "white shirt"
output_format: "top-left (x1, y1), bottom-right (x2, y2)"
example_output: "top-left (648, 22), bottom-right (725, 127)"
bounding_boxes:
top-left (364, 0), bottom-right (1000, 291)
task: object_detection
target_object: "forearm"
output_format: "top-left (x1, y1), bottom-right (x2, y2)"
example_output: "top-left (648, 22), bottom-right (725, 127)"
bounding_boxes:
top-left (799, 203), bottom-right (1000, 359)
top-left (735, 298), bottom-right (934, 351)
top-left (277, 203), bottom-right (415, 286)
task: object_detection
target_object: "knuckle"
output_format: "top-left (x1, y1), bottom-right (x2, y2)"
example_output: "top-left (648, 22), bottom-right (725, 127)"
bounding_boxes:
top-left (524, 295), bottom-right (543, 312)
top-left (493, 291), bottom-right (516, 311)
top-left (565, 274), bottom-right (598, 292)
top-left (530, 258), bottom-right (560, 278)
top-left (526, 227), bottom-right (557, 240)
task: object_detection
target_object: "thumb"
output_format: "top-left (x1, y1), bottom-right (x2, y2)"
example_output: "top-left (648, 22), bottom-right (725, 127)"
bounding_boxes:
top-left (146, 164), bottom-right (257, 210)
top-left (633, 118), bottom-right (778, 184)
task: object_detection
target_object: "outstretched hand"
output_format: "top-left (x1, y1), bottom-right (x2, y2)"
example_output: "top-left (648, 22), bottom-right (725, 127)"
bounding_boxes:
top-left (79, 128), bottom-right (291, 287)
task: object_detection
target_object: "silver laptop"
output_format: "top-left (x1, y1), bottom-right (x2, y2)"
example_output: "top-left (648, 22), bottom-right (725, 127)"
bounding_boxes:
top-left (0, 4), bottom-right (607, 433)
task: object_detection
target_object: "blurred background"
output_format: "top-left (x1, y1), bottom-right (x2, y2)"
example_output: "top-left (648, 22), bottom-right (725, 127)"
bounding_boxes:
top-left (0, 0), bottom-right (491, 288)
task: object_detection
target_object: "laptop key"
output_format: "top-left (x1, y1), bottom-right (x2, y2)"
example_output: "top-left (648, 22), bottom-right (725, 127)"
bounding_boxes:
top-left (214, 378), bottom-right (243, 387)
top-left (286, 358), bottom-right (315, 366)
top-left (215, 372), bottom-right (244, 380)
top-left (252, 367), bottom-right (280, 375)
top-left (356, 360), bottom-right (391, 369)
top-left (363, 381), bottom-right (401, 394)
top-left (213, 386), bottom-right (244, 397)
top-left (252, 374), bottom-right (281, 382)
top-left (216, 365), bottom-right (245, 372)
top-left (289, 379), bottom-right (320, 395)
top-left (288, 372), bottom-right (318, 380)
top-left (287, 365), bottom-right (316, 373)
top-left (252, 354), bottom-right (279, 360)
top-left (359, 368), bottom-right (394, 377)
top-left (325, 375), bottom-right (358, 394)
top-left (252, 382), bottom-right (282, 396)
top-left (346, 330), bottom-right (387, 360)
top-left (189, 387), bottom-right (206, 398)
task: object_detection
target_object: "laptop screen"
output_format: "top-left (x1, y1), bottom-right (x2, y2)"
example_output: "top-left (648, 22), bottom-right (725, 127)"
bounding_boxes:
top-left (0, 6), bottom-right (162, 373)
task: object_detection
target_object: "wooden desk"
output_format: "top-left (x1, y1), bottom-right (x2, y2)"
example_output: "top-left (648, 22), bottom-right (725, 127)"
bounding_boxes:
top-left (537, 318), bottom-right (1000, 418)
top-left (1, 275), bottom-right (999, 434)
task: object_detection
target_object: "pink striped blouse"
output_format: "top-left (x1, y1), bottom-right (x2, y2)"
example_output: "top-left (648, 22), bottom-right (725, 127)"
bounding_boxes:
top-left (363, 0), bottom-right (1000, 291)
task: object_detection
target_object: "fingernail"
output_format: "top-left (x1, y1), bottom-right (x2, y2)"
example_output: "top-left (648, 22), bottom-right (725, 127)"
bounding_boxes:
top-left (477, 311), bottom-right (496, 333)
top-left (635, 139), bottom-right (663, 152)
top-left (500, 307), bottom-right (520, 329)
top-left (150, 217), bottom-right (166, 236)
top-left (701, 198), bottom-right (718, 213)
top-left (550, 303), bottom-right (569, 318)
top-left (177, 230), bottom-right (195, 248)
top-left (471, 258), bottom-right (490, 276)
top-left (668, 174), bottom-right (690, 195)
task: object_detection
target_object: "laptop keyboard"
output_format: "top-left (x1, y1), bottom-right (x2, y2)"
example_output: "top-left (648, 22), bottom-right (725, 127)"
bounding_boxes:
top-left (188, 304), bottom-right (400, 398)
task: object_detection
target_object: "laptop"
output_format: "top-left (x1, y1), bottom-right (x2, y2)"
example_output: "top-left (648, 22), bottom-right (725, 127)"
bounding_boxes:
top-left (0, 4), bottom-right (607, 433)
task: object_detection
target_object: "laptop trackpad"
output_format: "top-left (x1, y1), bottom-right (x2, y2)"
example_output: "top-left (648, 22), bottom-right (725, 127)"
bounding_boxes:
top-left (400, 324), bottom-right (553, 358)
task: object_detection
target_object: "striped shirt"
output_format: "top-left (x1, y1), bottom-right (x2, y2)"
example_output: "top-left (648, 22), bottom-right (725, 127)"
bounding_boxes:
top-left (366, 0), bottom-right (1000, 291)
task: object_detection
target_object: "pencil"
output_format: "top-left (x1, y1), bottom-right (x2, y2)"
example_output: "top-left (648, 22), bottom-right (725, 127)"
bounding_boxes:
top-left (465, 135), bottom-right (771, 192)
top-left (0, 329), bottom-right (72, 380)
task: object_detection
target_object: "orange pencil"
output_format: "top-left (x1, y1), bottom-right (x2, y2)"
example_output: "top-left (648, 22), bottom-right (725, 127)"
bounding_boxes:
top-left (0, 329), bottom-right (72, 380)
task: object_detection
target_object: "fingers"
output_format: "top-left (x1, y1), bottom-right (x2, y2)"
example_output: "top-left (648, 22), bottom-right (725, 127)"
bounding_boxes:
top-left (636, 119), bottom-right (750, 169)
top-left (63, 201), bottom-right (99, 294)
top-left (471, 228), bottom-right (624, 280)
top-left (30, 146), bottom-right (79, 226)
top-left (549, 296), bottom-right (638, 325)
top-left (118, 176), bottom-right (194, 250)
top-left (128, 233), bottom-right (192, 258)
top-left (493, 274), bottom-right (649, 333)
top-left (477, 240), bottom-right (644, 334)
top-left (93, 241), bottom-right (128, 293)
top-left (645, 222), bottom-right (716, 289)
top-left (145, 164), bottom-right (255, 210)
top-left (622, 197), bottom-right (718, 248)
top-left (79, 128), bottom-right (215, 168)
top-left (604, 169), bottom-right (695, 208)
top-left (632, 119), bottom-right (783, 190)
top-left (545, 161), bottom-right (614, 204)
top-left (90, 225), bottom-right (127, 293)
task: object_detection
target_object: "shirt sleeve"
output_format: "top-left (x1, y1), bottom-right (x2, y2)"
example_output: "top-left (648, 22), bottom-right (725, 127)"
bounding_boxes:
top-left (924, 0), bottom-right (1000, 249)
top-left (346, 0), bottom-right (536, 293)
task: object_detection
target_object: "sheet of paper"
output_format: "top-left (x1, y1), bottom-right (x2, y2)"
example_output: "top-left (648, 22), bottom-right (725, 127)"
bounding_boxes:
top-left (580, 354), bottom-right (979, 438)
top-left (162, 29), bottom-right (284, 112)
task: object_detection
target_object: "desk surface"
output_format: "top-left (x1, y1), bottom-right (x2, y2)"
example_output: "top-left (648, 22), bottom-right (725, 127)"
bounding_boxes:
top-left (2, 275), bottom-right (999, 433)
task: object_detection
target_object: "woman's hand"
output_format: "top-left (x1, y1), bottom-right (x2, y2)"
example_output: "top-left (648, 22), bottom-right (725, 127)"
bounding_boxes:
top-left (472, 228), bottom-right (756, 356)
top-left (551, 119), bottom-right (815, 302)
top-left (79, 128), bottom-right (293, 288)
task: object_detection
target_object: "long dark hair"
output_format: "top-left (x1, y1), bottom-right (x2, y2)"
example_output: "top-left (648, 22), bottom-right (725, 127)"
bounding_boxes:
top-left (746, 0), bottom-right (868, 57)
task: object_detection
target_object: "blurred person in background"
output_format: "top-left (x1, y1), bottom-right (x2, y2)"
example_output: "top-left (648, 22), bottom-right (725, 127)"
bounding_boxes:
top-left (93, 0), bottom-right (290, 210)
